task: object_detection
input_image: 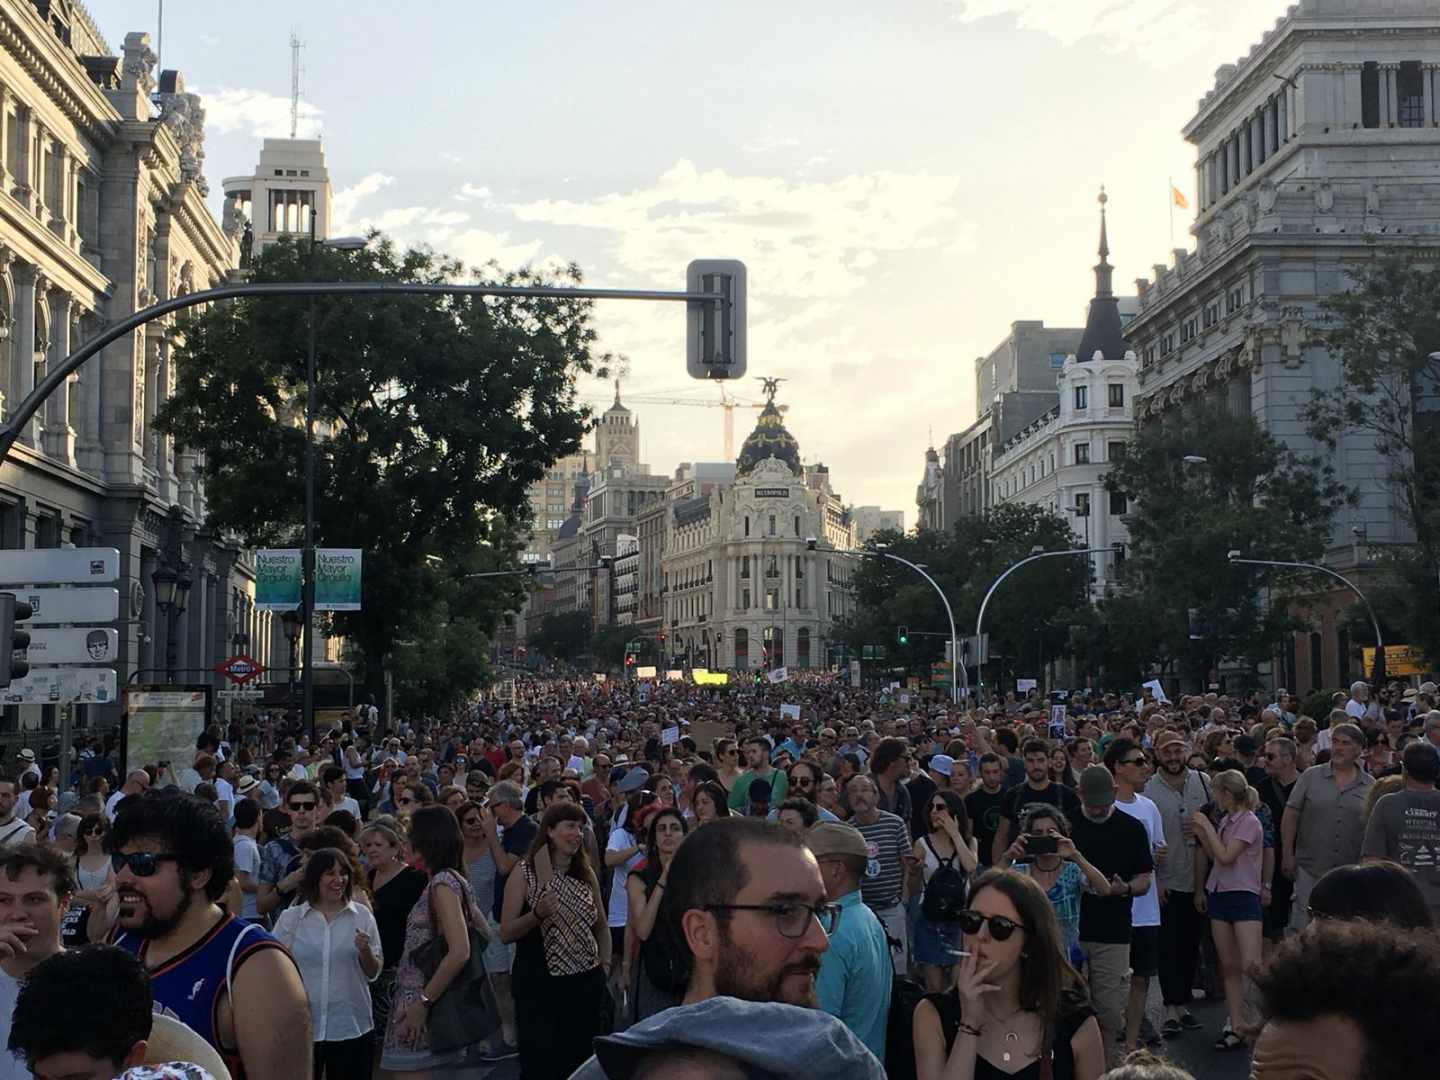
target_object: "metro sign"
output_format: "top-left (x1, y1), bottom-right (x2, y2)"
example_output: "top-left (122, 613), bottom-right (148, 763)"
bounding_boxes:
top-left (215, 654), bottom-right (265, 685)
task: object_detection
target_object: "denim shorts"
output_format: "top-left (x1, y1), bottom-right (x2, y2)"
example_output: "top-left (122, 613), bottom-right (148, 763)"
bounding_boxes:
top-left (1207, 889), bottom-right (1262, 923)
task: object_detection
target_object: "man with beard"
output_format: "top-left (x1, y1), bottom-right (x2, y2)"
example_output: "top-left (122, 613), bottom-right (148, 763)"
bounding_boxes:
top-left (566, 818), bottom-right (884, 1079)
top-left (109, 792), bottom-right (309, 1079)
top-left (255, 780), bottom-right (319, 920)
top-left (991, 739), bottom-right (1082, 866)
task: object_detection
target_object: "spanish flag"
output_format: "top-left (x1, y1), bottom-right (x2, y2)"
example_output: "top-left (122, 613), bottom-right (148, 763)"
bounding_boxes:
top-left (1171, 185), bottom-right (1189, 210)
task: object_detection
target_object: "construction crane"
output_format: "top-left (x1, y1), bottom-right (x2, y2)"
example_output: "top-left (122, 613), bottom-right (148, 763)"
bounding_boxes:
top-left (616, 389), bottom-right (786, 459)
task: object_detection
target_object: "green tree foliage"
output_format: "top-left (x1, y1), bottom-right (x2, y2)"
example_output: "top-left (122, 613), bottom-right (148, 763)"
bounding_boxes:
top-left (156, 235), bottom-right (607, 703)
top-left (1102, 404), bottom-right (1349, 687)
top-left (528, 610), bottom-right (593, 662)
top-left (590, 624), bottom-right (634, 668)
top-left (1305, 253), bottom-right (1440, 662)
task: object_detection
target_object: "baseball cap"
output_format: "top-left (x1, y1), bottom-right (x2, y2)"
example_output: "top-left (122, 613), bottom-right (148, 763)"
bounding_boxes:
top-left (1152, 730), bottom-right (1185, 752)
top-left (928, 754), bottom-right (955, 777)
top-left (616, 767), bottom-right (650, 794)
top-left (805, 821), bottom-right (868, 860)
top-left (1078, 765), bottom-right (1116, 808)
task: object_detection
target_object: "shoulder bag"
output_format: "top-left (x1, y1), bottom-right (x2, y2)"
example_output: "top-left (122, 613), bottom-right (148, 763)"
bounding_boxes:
top-left (412, 869), bottom-right (501, 1053)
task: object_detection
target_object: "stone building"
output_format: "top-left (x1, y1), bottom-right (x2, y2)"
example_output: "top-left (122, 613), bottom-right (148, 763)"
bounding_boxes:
top-left (222, 139), bottom-right (333, 258)
top-left (992, 194), bottom-right (1138, 597)
top-left (661, 389), bottom-right (855, 670)
top-left (0, 6), bottom-right (283, 742)
top-left (851, 506), bottom-right (905, 544)
top-left (1125, 0), bottom-right (1440, 691)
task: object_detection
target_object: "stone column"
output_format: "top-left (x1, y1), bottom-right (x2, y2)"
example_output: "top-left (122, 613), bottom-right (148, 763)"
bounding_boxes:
top-left (42, 289), bottom-right (74, 464)
top-left (1381, 65), bottom-right (1397, 126)
top-left (10, 264), bottom-right (35, 447)
top-left (8, 106), bottom-right (29, 209)
top-left (0, 86), bottom-right (10, 189)
top-left (29, 120), bottom-right (46, 221)
top-left (46, 141), bottom-right (66, 236)
top-left (1426, 66), bottom-right (1437, 127)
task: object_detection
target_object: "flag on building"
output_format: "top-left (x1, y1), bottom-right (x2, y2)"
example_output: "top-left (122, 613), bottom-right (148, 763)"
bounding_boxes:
top-left (1171, 185), bottom-right (1189, 209)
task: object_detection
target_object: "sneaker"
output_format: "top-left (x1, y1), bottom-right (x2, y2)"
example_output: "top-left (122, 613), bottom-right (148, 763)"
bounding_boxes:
top-left (1179, 1011), bottom-right (1201, 1030)
top-left (476, 1042), bottom-right (519, 1063)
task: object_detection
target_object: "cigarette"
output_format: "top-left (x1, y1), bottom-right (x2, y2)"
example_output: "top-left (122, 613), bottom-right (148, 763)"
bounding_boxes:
top-left (945, 948), bottom-right (973, 957)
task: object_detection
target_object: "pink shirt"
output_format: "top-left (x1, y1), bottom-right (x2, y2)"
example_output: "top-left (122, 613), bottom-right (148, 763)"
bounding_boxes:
top-left (1206, 810), bottom-right (1263, 895)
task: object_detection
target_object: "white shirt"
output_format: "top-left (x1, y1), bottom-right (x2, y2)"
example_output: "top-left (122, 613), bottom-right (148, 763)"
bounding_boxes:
top-left (0, 821), bottom-right (34, 852)
top-left (233, 834), bottom-right (262, 920)
top-left (0, 967), bottom-right (25, 1079)
top-left (272, 900), bottom-right (382, 1041)
top-left (1345, 699), bottom-right (1367, 722)
top-left (330, 795), bottom-right (362, 820)
top-left (104, 790), bottom-right (125, 819)
top-left (177, 767), bottom-right (202, 794)
top-left (605, 826), bottom-right (643, 928)
top-left (214, 777), bottom-right (235, 812)
top-left (1114, 792), bottom-right (1164, 928)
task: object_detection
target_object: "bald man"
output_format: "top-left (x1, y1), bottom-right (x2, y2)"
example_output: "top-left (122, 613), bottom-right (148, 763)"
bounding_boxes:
top-left (104, 769), bottom-right (150, 819)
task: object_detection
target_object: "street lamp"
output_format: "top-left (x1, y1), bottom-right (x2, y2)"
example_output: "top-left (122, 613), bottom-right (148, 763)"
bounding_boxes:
top-left (1227, 551), bottom-right (1385, 683)
top-left (1182, 455), bottom-right (1208, 464)
top-left (814, 537), bottom-right (963, 704)
top-left (151, 507), bottom-right (193, 684)
top-left (974, 547), bottom-right (1116, 700)
top-left (280, 608), bottom-right (303, 706)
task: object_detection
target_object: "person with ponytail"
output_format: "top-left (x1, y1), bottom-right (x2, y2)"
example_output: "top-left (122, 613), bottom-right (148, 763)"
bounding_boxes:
top-left (1189, 769), bottom-right (1263, 1051)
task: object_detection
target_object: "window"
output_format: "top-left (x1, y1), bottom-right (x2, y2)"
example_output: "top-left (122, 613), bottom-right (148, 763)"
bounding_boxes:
top-left (1109, 489), bottom-right (1128, 515)
top-left (794, 515), bottom-right (800, 536)
top-left (740, 558), bottom-right (749, 579)
top-left (1049, 352), bottom-right (1067, 369)
top-left (1108, 383), bottom-right (1125, 407)
top-left (1108, 441), bottom-right (1126, 462)
top-left (1203, 301), bottom-right (1219, 329)
top-left (744, 516), bottom-right (750, 537)
top-left (795, 587), bottom-right (803, 607)
top-left (1399, 61), bottom-right (1425, 128)
top-left (1074, 385), bottom-right (1088, 410)
top-left (765, 589), bottom-right (779, 611)
top-left (1361, 61), bottom-right (1380, 129)
top-left (1074, 443), bottom-right (1090, 465)
top-left (768, 515), bottom-right (776, 536)
top-left (1225, 286), bottom-right (1243, 315)
top-left (1074, 492), bottom-right (1091, 516)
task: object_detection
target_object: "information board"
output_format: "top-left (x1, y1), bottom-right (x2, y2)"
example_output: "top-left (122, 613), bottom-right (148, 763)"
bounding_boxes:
top-left (123, 686), bottom-right (212, 774)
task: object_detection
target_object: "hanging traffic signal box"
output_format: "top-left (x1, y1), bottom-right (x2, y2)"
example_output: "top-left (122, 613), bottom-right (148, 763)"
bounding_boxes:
top-left (0, 594), bottom-right (32, 689)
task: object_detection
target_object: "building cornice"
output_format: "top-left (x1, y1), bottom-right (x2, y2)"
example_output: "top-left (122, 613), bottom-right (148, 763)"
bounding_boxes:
top-left (0, 6), bottom-right (121, 144)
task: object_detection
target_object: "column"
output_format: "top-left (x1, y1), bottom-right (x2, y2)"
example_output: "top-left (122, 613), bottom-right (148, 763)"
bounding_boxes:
top-left (0, 87), bottom-right (10, 187)
top-left (1278, 91), bottom-right (1289, 143)
top-left (75, 312), bottom-right (103, 475)
top-left (42, 290), bottom-right (74, 464)
top-left (1426, 66), bottom-right (1437, 126)
top-left (47, 142), bottom-right (65, 235)
top-left (1265, 100), bottom-right (1277, 156)
top-left (29, 121), bottom-right (46, 220)
top-left (10, 264), bottom-right (35, 447)
top-left (1382, 65), bottom-right (1397, 126)
top-left (8, 107), bottom-right (28, 207)
top-left (1285, 84), bottom-right (1296, 138)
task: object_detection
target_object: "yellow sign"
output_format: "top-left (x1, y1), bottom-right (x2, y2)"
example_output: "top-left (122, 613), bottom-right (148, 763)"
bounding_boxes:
top-left (692, 669), bottom-right (730, 686)
top-left (1361, 645), bottom-right (1428, 677)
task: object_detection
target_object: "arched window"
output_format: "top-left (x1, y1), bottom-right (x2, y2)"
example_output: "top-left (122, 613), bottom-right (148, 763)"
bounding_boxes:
top-left (734, 627), bottom-right (749, 670)
top-left (797, 627), bottom-right (811, 668)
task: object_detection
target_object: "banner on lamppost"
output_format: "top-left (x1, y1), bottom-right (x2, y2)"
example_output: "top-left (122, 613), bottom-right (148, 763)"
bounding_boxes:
top-left (315, 549), bottom-right (363, 611)
top-left (254, 550), bottom-right (302, 611)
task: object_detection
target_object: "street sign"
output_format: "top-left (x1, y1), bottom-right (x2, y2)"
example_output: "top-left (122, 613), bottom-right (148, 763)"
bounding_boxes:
top-left (214, 655), bottom-right (265, 685)
top-left (12, 587), bottom-right (119, 625)
top-left (0, 548), bottom-right (119, 586)
top-left (686, 260), bottom-right (747, 380)
top-left (0, 667), bottom-right (116, 705)
top-left (26, 627), bottom-right (118, 664)
top-left (217, 688), bottom-right (265, 700)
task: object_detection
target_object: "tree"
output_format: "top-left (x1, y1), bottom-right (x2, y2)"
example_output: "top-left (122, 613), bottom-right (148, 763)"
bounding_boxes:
top-left (1103, 404), bottom-right (1350, 689)
top-left (591, 624), bottom-right (633, 668)
top-left (157, 235), bottom-right (608, 703)
top-left (1305, 252), bottom-right (1440, 661)
top-left (528, 610), bottom-right (593, 663)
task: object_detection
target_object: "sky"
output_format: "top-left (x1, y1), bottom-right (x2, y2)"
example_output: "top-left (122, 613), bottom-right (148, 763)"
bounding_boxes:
top-left (105, 0), bottom-right (1299, 517)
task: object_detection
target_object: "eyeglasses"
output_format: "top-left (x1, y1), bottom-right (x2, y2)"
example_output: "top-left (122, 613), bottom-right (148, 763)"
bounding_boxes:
top-left (703, 902), bottom-right (840, 938)
top-left (957, 909), bottom-right (1033, 941)
top-left (397, 796), bottom-right (416, 806)
top-left (111, 852), bottom-right (181, 877)
top-left (288, 800), bottom-right (317, 811)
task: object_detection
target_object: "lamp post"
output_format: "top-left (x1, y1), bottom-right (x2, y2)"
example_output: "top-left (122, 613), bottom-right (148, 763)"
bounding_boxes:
top-left (975, 547), bottom-right (1115, 700)
top-left (817, 539), bottom-right (961, 704)
top-left (1227, 552), bottom-right (1385, 684)
top-left (280, 608), bottom-right (303, 707)
top-left (151, 507), bottom-right (193, 684)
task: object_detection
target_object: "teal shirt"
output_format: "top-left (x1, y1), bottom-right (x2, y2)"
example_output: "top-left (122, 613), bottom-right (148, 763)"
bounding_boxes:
top-left (727, 767), bottom-right (789, 811)
top-left (815, 887), bottom-right (892, 1059)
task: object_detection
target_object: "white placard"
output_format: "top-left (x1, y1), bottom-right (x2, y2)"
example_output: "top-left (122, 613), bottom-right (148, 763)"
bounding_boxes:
top-left (665, 670), bottom-right (684, 681)
top-left (636, 665), bottom-right (657, 679)
top-left (779, 703), bottom-right (801, 722)
top-left (1049, 704), bottom-right (1068, 738)
top-left (1, 667), bottom-right (117, 705)
top-left (767, 667), bottom-right (788, 684)
top-left (660, 726), bottom-right (679, 746)
top-left (26, 627), bottom-right (119, 664)
top-left (13, 587), bottom-right (119, 625)
top-left (1017, 678), bottom-right (1037, 693)
top-left (1142, 678), bottom-right (1170, 703)
top-left (0, 548), bottom-right (119, 586)
top-left (593, 673), bottom-right (607, 684)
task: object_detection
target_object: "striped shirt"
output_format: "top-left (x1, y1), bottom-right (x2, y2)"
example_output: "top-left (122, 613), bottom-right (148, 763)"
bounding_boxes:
top-left (853, 810), bottom-right (911, 910)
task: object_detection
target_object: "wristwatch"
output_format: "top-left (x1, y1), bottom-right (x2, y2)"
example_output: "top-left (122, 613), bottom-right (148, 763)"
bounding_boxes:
top-left (419, 992), bottom-right (434, 1009)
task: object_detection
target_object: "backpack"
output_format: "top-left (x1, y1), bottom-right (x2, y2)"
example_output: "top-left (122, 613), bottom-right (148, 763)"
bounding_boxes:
top-left (883, 974), bottom-right (927, 1080)
top-left (920, 837), bottom-right (968, 923)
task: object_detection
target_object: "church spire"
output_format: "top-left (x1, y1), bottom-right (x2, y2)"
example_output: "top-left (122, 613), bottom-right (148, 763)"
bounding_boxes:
top-left (1094, 186), bottom-right (1114, 300)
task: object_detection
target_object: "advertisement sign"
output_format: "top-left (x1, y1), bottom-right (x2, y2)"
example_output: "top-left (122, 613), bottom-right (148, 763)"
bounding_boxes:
top-left (25, 627), bottom-right (118, 664)
top-left (1, 667), bottom-right (116, 706)
top-left (1362, 645), bottom-right (1427, 677)
top-left (255, 550), bottom-right (302, 611)
top-left (123, 687), bottom-right (211, 773)
top-left (315, 549), bottom-right (363, 611)
top-left (0, 547), bottom-right (119, 586)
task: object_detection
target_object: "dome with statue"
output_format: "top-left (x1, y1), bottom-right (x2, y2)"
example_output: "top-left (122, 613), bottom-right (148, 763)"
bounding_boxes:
top-left (735, 379), bottom-right (802, 478)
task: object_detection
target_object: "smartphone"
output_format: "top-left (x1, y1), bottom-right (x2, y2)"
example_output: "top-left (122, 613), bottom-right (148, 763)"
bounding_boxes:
top-left (1024, 834), bottom-right (1059, 856)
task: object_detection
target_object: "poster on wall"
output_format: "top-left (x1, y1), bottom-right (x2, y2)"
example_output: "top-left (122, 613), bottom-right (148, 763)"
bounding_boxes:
top-left (123, 686), bottom-right (212, 774)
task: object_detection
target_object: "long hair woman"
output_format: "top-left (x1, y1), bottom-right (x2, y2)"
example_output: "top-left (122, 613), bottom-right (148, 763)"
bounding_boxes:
top-left (713, 738), bottom-right (743, 794)
top-left (691, 780), bottom-right (731, 826)
top-left (624, 805), bottom-right (688, 1023)
top-left (378, 806), bottom-right (491, 1078)
top-left (912, 789), bottom-right (978, 992)
top-left (501, 801), bottom-right (611, 1078)
top-left (1189, 768), bottom-right (1264, 1051)
top-left (913, 868), bottom-right (1104, 1080)
top-left (1004, 804), bottom-right (1112, 971)
top-left (359, 821), bottom-right (425, 1044)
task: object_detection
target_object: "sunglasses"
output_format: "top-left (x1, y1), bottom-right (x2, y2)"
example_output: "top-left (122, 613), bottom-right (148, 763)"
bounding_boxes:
top-left (1120, 757), bottom-right (1147, 767)
top-left (111, 852), bottom-right (181, 877)
top-left (288, 800), bottom-right (317, 811)
top-left (958, 909), bottom-right (1032, 941)
top-left (397, 796), bottom-right (416, 806)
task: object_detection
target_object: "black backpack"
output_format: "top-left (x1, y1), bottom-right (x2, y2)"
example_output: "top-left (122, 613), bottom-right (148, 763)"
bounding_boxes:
top-left (921, 838), bottom-right (969, 923)
top-left (884, 974), bottom-right (927, 1080)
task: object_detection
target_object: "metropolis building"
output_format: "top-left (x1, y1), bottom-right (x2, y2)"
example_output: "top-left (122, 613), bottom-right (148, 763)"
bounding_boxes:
top-left (661, 390), bottom-right (855, 671)
top-left (1126, 0), bottom-right (1440, 691)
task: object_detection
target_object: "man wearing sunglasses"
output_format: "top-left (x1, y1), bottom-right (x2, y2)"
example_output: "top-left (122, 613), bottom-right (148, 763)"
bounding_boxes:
top-left (110, 792), bottom-right (310, 1079)
top-left (256, 781), bottom-right (319, 920)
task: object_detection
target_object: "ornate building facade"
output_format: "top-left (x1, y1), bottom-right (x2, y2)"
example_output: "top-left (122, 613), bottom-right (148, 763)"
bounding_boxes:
top-left (662, 389), bottom-right (855, 670)
top-left (0, 5), bottom-right (273, 738)
top-left (1126, 0), bottom-right (1440, 690)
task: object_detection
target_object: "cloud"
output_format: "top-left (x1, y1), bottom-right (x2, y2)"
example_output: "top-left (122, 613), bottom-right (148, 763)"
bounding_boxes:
top-left (199, 33), bottom-right (221, 46)
top-left (193, 86), bottom-right (323, 138)
top-left (742, 133), bottom-right (801, 154)
top-left (440, 152), bottom-right (464, 165)
top-left (453, 183), bottom-right (494, 203)
top-left (944, 0), bottom-right (1272, 58)
top-left (331, 173), bottom-right (395, 234)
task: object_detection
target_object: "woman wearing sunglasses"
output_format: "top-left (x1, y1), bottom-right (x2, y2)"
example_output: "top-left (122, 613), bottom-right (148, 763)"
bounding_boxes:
top-left (913, 790), bottom-right (978, 992)
top-left (713, 739), bottom-right (743, 796)
top-left (913, 868), bottom-right (1104, 1080)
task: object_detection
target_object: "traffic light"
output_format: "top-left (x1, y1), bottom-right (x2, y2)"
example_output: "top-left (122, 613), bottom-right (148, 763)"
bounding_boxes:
top-left (0, 594), bottom-right (31, 689)
top-left (897, 625), bottom-right (909, 646)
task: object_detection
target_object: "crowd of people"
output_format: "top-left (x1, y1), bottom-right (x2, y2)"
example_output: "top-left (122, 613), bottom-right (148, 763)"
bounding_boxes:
top-left (0, 672), bottom-right (1433, 1079)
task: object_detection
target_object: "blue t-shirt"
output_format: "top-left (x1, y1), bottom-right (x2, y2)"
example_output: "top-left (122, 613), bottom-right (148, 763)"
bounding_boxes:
top-left (814, 888), bottom-right (892, 1059)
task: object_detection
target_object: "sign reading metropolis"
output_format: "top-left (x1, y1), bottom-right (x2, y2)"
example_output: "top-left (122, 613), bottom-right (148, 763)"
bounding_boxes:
top-left (754, 488), bottom-right (790, 498)
top-left (255, 549), bottom-right (363, 612)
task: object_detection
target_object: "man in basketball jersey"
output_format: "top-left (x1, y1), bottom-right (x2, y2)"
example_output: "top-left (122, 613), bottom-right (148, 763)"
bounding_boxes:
top-left (110, 792), bottom-right (310, 1079)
